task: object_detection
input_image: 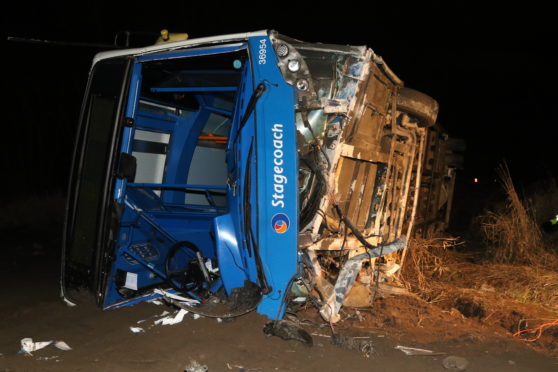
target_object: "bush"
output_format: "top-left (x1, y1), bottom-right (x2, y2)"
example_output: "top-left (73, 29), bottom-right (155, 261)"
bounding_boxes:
top-left (479, 164), bottom-right (552, 266)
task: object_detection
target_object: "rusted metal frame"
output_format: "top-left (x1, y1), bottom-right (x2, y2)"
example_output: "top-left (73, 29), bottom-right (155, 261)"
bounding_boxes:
top-left (392, 116), bottom-right (419, 241)
top-left (381, 91), bottom-right (411, 242)
top-left (399, 126), bottom-right (427, 270)
top-left (394, 144), bottom-right (415, 238)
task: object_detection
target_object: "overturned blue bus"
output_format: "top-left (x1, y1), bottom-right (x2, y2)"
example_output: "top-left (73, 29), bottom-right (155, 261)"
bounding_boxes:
top-left (61, 30), bottom-right (460, 322)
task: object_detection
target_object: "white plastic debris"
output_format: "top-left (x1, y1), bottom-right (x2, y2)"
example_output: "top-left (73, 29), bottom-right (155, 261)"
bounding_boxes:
top-left (148, 299), bottom-right (164, 305)
top-left (292, 296), bottom-right (307, 303)
top-left (124, 272), bottom-right (138, 290)
top-left (153, 288), bottom-right (200, 305)
top-left (62, 297), bottom-right (77, 307)
top-left (19, 338), bottom-right (72, 356)
top-left (192, 313), bottom-right (201, 320)
top-left (395, 345), bottom-right (443, 356)
top-left (184, 359), bottom-right (208, 372)
top-left (154, 309), bottom-right (189, 326)
top-left (54, 341), bottom-right (72, 351)
top-left (129, 327), bottom-right (145, 333)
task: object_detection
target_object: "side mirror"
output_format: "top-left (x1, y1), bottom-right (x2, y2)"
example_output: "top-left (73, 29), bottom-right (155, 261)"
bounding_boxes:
top-left (117, 153), bottom-right (137, 182)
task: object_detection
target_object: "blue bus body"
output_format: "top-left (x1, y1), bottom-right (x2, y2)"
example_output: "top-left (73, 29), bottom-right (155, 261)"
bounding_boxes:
top-left (61, 30), bottom-right (458, 322)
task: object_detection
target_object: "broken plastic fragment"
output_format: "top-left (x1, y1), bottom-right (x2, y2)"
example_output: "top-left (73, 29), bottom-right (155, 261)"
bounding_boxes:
top-left (62, 297), bottom-right (76, 307)
top-left (54, 341), bottom-right (72, 351)
top-left (129, 327), bottom-right (145, 333)
top-left (154, 309), bottom-right (188, 326)
top-left (153, 288), bottom-right (200, 305)
top-left (19, 338), bottom-right (72, 356)
top-left (184, 359), bottom-right (208, 372)
top-left (395, 345), bottom-right (444, 356)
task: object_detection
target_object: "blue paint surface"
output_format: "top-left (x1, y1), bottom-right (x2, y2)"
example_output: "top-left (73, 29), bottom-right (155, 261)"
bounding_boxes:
top-left (248, 35), bottom-right (298, 319)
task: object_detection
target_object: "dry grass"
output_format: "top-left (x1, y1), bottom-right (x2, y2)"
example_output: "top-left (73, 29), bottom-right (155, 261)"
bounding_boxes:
top-left (448, 264), bottom-right (558, 309)
top-left (399, 237), bottom-right (464, 301)
top-left (399, 237), bottom-right (558, 309)
top-left (479, 164), bottom-right (554, 266)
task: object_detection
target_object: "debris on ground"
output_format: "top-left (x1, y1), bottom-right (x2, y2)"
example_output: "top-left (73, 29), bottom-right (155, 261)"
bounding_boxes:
top-left (36, 355), bottom-right (61, 361)
top-left (19, 338), bottom-right (72, 356)
top-left (184, 359), bottom-right (208, 372)
top-left (330, 333), bottom-right (375, 358)
top-left (394, 345), bottom-right (443, 356)
top-left (262, 320), bottom-right (313, 346)
top-left (129, 327), bottom-right (145, 333)
top-left (442, 355), bottom-right (469, 371)
top-left (154, 309), bottom-right (189, 326)
top-left (153, 289), bottom-right (200, 306)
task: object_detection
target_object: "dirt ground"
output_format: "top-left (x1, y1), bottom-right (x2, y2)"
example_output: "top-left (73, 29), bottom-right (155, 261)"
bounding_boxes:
top-left (1, 236), bottom-right (558, 372)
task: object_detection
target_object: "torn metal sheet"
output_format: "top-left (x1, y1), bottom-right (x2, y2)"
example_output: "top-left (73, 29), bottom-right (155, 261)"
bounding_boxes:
top-left (318, 238), bottom-right (406, 322)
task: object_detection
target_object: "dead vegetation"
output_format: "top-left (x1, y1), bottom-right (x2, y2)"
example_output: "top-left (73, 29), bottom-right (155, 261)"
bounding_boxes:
top-left (395, 164), bottom-right (558, 353)
top-left (479, 163), bottom-right (557, 267)
top-left (399, 237), bottom-right (463, 302)
top-left (397, 235), bottom-right (558, 353)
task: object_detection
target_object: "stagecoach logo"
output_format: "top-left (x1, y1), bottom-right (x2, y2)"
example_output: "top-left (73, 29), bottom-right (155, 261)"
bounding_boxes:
top-left (271, 213), bottom-right (290, 234)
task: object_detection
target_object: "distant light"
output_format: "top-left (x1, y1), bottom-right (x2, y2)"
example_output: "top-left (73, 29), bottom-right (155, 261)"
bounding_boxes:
top-left (474, 178), bottom-right (478, 183)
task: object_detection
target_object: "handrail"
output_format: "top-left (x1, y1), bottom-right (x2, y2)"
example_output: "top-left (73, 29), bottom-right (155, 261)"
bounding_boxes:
top-left (128, 183), bottom-right (227, 191)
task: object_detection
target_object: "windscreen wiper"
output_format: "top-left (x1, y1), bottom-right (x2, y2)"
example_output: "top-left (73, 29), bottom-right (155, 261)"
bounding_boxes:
top-left (232, 83), bottom-right (266, 143)
top-left (244, 140), bottom-right (271, 294)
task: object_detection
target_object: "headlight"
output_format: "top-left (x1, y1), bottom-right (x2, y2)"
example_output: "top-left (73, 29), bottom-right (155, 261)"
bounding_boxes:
top-left (296, 79), bottom-right (309, 91)
top-left (287, 60), bottom-right (301, 72)
top-left (275, 43), bottom-right (289, 58)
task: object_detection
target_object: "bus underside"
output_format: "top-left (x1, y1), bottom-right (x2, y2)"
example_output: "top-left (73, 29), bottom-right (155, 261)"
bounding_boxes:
top-left (62, 31), bottom-right (463, 323)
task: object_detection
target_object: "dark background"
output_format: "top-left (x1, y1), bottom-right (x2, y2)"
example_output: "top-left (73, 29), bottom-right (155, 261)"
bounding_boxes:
top-left (2, 2), bottom-right (557, 228)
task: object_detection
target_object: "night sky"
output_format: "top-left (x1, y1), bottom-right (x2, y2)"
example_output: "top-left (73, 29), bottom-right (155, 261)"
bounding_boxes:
top-left (3, 2), bottom-right (557, 217)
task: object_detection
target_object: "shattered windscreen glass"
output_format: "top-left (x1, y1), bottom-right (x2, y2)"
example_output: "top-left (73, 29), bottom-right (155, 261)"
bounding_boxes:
top-left (294, 49), bottom-right (364, 142)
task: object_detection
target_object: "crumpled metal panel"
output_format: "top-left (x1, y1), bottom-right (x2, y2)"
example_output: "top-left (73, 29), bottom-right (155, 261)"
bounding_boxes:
top-left (269, 33), bottom-right (458, 323)
top-left (280, 39), bottom-right (429, 322)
